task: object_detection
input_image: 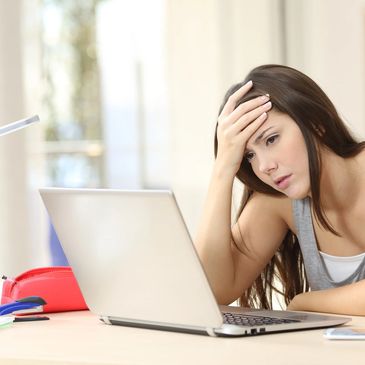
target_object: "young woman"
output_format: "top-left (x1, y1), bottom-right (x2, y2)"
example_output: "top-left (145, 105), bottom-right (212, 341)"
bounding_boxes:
top-left (195, 64), bottom-right (365, 316)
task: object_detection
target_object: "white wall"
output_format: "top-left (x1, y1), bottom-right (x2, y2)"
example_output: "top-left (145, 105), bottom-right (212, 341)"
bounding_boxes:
top-left (0, 0), bottom-right (48, 276)
top-left (285, 0), bottom-right (365, 138)
top-left (166, 0), bottom-right (365, 237)
top-left (0, 0), bottom-right (31, 275)
top-left (166, 0), bottom-right (285, 235)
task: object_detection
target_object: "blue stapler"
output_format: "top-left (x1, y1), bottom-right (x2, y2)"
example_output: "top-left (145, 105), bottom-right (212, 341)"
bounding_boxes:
top-left (0, 296), bottom-right (47, 316)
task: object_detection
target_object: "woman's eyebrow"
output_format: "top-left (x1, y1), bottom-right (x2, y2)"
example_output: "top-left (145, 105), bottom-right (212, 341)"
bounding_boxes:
top-left (254, 126), bottom-right (275, 144)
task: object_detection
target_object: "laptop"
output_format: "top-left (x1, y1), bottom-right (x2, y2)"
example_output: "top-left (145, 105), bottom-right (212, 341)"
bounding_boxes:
top-left (39, 188), bottom-right (350, 337)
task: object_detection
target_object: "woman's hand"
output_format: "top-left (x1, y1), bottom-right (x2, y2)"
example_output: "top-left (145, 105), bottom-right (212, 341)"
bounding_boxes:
top-left (215, 80), bottom-right (272, 176)
top-left (287, 293), bottom-right (307, 311)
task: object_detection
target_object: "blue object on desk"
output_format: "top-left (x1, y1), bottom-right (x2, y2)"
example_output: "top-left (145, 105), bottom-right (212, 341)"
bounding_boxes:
top-left (0, 296), bottom-right (46, 316)
top-left (49, 221), bottom-right (69, 266)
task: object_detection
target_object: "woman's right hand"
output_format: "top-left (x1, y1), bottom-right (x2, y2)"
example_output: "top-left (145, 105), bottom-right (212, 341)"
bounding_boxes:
top-left (215, 80), bottom-right (272, 177)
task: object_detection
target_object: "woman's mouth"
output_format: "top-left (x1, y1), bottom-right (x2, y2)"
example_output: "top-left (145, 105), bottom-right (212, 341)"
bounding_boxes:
top-left (274, 175), bottom-right (292, 189)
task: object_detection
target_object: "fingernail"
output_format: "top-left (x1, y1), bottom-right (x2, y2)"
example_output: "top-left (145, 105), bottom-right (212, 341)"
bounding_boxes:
top-left (246, 80), bottom-right (253, 86)
top-left (261, 95), bottom-right (269, 101)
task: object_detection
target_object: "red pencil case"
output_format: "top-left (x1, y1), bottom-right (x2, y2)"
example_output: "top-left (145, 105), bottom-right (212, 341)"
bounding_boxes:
top-left (1, 266), bottom-right (88, 313)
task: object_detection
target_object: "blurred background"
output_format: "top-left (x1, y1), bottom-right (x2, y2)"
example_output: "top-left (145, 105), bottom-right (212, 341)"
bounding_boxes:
top-left (0, 0), bottom-right (365, 276)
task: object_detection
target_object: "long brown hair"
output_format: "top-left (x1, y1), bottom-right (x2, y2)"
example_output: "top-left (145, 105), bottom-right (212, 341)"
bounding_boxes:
top-left (214, 64), bottom-right (365, 308)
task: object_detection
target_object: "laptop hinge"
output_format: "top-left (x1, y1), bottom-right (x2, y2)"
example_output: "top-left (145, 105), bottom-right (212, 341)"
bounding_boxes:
top-left (100, 316), bottom-right (111, 325)
top-left (102, 316), bottom-right (216, 336)
top-left (206, 327), bottom-right (217, 337)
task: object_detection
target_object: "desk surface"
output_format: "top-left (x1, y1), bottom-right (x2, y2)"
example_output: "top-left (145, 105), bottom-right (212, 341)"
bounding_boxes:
top-left (0, 311), bottom-right (363, 365)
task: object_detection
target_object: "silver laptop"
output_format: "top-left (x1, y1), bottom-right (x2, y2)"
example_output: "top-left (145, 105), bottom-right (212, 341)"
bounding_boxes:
top-left (39, 188), bottom-right (350, 337)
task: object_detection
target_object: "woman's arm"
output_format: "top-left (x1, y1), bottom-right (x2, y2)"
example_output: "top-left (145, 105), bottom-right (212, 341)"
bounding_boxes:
top-left (195, 81), bottom-right (266, 303)
top-left (196, 185), bottom-right (290, 305)
top-left (287, 279), bottom-right (365, 315)
top-left (195, 82), bottom-right (286, 305)
top-left (194, 161), bottom-right (237, 303)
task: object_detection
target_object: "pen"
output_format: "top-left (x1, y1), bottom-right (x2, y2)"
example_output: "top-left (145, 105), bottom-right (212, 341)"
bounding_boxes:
top-left (14, 316), bottom-right (50, 322)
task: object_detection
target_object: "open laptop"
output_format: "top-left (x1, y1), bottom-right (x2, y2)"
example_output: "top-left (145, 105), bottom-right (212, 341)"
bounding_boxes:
top-left (39, 188), bottom-right (350, 337)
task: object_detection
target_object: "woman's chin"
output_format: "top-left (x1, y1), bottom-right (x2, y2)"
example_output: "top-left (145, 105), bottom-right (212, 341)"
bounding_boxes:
top-left (279, 185), bottom-right (309, 200)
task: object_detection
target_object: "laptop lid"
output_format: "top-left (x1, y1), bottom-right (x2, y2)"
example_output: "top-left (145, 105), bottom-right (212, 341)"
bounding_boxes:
top-left (39, 188), bottom-right (350, 337)
top-left (39, 188), bottom-right (223, 331)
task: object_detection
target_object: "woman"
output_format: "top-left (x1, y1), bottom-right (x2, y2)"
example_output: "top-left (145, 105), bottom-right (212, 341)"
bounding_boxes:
top-left (195, 64), bottom-right (365, 315)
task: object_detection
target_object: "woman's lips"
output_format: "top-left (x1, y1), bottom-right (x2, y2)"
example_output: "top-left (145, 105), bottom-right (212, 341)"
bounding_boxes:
top-left (275, 175), bottom-right (291, 189)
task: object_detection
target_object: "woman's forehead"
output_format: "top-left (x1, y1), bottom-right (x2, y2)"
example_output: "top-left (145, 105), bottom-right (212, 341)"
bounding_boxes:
top-left (246, 110), bottom-right (294, 148)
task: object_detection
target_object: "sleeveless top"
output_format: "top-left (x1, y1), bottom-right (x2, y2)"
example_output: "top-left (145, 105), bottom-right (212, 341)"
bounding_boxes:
top-left (319, 250), bottom-right (365, 282)
top-left (292, 198), bottom-right (365, 290)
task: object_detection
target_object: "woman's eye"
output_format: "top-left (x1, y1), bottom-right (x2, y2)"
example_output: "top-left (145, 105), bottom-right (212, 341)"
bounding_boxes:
top-left (245, 151), bottom-right (255, 162)
top-left (266, 134), bottom-right (278, 145)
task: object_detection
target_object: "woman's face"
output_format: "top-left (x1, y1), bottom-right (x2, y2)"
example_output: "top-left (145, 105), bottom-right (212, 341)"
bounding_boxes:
top-left (245, 109), bottom-right (310, 199)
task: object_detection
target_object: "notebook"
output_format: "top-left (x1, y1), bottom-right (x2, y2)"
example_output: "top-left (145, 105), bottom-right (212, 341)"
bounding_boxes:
top-left (39, 188), bottom-right (350, 337)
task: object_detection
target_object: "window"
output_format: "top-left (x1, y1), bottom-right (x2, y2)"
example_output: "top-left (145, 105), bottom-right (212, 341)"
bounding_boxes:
top-left (40, 0), bottom-right (168, 263)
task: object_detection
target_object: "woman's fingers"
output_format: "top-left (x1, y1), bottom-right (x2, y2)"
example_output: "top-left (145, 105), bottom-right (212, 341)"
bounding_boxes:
top-left (230, 101), bottom-right (271, 135)
top-left (224, 95), bottom-right (270, 127)
top-left (220, 80), bottom-right (253, 117)
top-left (216, 111), bottom-right (268, 173)
top-left (215, 80), bottom-right (272, 173)
top-left (237, 112), bottom-right (268, 140)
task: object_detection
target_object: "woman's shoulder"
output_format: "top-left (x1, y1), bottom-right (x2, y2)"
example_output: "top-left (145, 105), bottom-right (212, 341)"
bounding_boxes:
top-left (355, 147), bottom-right (365, 166)
top-left (250, 192), bottom-right (297, 233)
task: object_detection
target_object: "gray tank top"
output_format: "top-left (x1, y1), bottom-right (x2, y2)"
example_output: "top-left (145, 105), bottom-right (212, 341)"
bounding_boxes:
top-left (292, 198), bottom-right (365, 290)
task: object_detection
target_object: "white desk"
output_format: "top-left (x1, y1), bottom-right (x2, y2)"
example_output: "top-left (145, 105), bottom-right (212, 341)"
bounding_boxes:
top-left (0, 311), bottom-right (363, 365)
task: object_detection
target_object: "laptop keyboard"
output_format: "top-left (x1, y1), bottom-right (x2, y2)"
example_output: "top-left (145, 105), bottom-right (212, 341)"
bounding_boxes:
top-left (223, 312), bottom-right (300, 327)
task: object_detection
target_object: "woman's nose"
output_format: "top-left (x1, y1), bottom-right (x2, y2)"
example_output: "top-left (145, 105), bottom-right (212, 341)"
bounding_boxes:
top-left (258, 156), bottom-right (277, 174)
